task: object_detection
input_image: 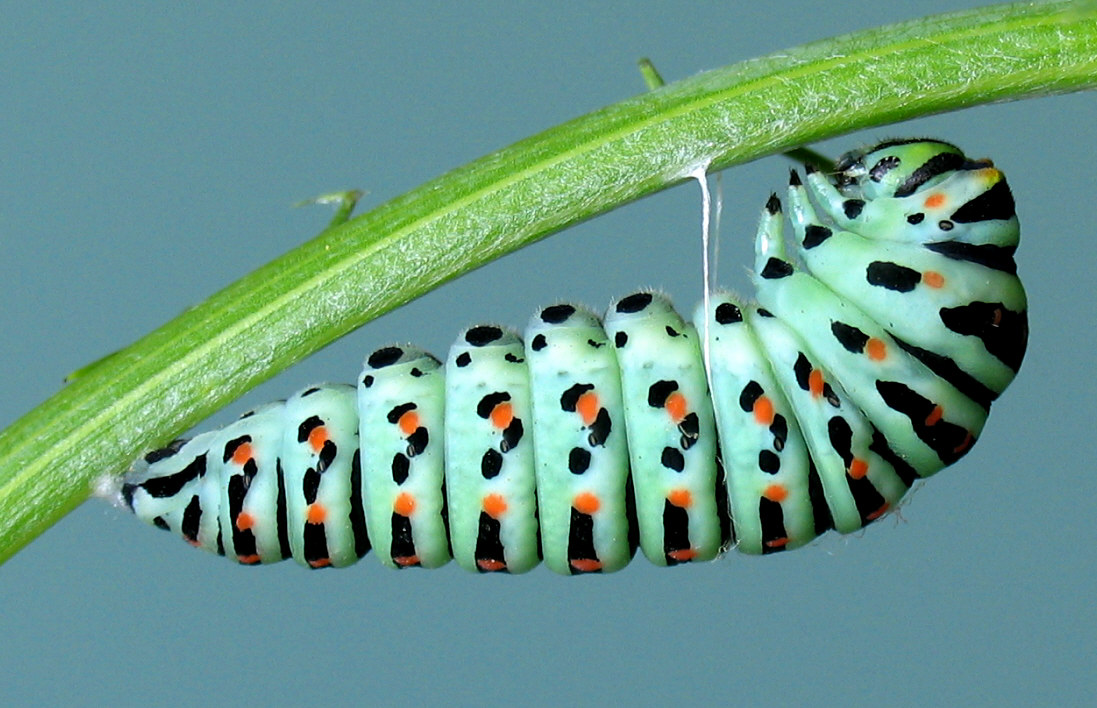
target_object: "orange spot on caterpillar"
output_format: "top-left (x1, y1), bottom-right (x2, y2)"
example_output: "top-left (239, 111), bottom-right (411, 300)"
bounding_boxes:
top-left (925, 405), bottom-right (944, 426)
top-left (231, 442), bottom-right (253, 466)
top-left (763, 484), bottom-right (788, 503)
top-left (753, 396), bottom-right (775, 425)
top-left (308, 425), bottom-right (329, 453)
top-left (664, 391), bottom-right (688, 423)
top-left (482, 493), bottom-right (507, 519)
top-left (576, 391), bottom-right (601, 426)
top-left (573, 491), bottom-right (601, 515)
top-left (922, 271), bottom-right (945, 288)
top-left (477, 558), bottom-right (507, 572)
top-left (765, 537), bottom-right (789, 549)
top-left (666, 489), bottom-right (692, 509)
top-left (393, 492), bottom-right (416, 517)
top-left (849, 458), bottom-right (869, 480)
top-left (235, 512), bottom-right (255, 531)
top-left (569, 558), bottom-right (603, 573)
top-left (393, 555), bottom-right (421, 567)
top-left (808, 369), bottom-right (825, 398)
top-left (667, 549), bottom-right (698, 562)
top-left (309, 558), bottom-right (332, 569)
top-left (306, 503), bottom-right (327, 525)
top-left (924, 192), bottom-right (946, 209)
top-left (490, 402), bottom-right (513, 430)
top-left (398, 410), bottom-right (420, 436)
top-left (867, 503), bottom-right (890, 521)
top-left (237, 554), bottom-right (261, 565)
top-left (866, 338), bottom-right (888, 361)
top-left (954, 432), bottom-right (974, 455)
top-left (991, 307), bottom-right (1003, 326)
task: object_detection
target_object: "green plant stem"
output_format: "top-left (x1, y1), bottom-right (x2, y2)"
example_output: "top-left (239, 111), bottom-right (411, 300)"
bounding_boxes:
top-left (1, 1), bottom-right (1095, 565)
top-left (638, 57), bottom-right (836, 169)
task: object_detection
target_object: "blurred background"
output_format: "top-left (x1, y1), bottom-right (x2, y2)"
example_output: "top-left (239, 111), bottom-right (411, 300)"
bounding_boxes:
top-left (2, 3), bottom-right (1094, 706)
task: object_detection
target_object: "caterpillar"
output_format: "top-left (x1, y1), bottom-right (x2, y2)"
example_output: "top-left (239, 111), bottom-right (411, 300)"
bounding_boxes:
top-left (118, 138), bottom-right (1027, 574)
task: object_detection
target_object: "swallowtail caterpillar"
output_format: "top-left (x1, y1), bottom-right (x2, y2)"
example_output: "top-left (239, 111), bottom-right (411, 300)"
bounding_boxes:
top-left (118, 139), bottom-right (1027, 574)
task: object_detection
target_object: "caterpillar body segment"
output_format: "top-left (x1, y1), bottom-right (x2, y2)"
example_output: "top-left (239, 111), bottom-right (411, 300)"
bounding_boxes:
top-left (123, 429), bottom-right (220, 551)
top-left (444, 326), bottom-right (539, 574)
top-left (282, 385), bottom-right (364, 568)
top-left (525, 304), bottom-right (634, 574)
top-left (695, 297), bottom-right (825, 554)
top-left (605, 293), bottom-right (730, 566)
top-left (358, 347), bottom-right (450, 570)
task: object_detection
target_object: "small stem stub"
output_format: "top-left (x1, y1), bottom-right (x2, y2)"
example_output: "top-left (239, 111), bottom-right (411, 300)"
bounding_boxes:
top-left (637, 57), bottom-right (665, 90)
top-left (295, 189), bottom-right (366, 228)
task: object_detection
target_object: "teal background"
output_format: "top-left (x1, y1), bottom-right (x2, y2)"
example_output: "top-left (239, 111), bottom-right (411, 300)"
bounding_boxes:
top-left (2, 3), bottom-right (1095, 706)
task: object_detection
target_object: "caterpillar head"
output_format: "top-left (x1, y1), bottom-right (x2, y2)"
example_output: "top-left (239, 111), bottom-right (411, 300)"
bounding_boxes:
top-left (832, 139), bottom-right (1017, 248)
top-left (835, 139), bottom-right (968, 201)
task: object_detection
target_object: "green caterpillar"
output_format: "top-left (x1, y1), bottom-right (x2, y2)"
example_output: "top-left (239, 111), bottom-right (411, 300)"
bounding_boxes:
top-left (119, 139), bottom-right (1027, 574)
